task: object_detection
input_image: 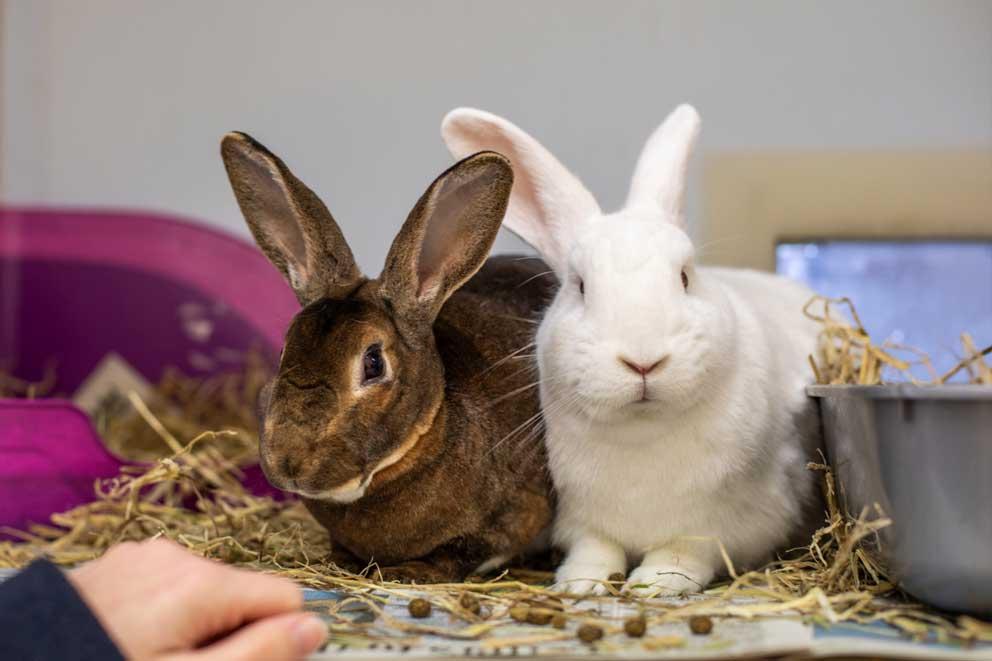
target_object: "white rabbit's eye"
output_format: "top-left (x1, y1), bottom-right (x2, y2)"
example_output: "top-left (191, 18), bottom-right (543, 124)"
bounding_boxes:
top-left (578, 279), bottom-right (585, 296)
top-left (362, 344), bottom-right (385, 383)
top-left (681, 269), bottom-right (689, 291)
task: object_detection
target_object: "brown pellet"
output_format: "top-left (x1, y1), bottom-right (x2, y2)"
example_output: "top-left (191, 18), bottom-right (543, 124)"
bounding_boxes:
top-left (527, 609), bottom-right (554, 626)
top-left (607, 572), bottom-right (626, 583)
top-left (508, 606), bottom-right (529, 622)
top-left (688, 615), bottom-right (713, 635)
top-left (551, 613), bottom-right (568, 629)
top-left (407, 598), bottom-right (432, 618)
top-left (577, 623), bottom-right (604, 643)
top-left (624, 616), bottom-right (647, 638)
top-left (459, 593), bottom-right (481, 615)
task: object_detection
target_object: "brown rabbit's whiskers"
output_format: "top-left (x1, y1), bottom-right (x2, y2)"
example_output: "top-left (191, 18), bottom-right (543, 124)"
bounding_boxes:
top-left (496, 315), bottom-right (540, 325)
top-left (476, 341), bottom-right (538, 379)
top-left (486, 381), bottom-right (542, 409)
top-left (514, 270), bottom-right (555, 289)
top-left (487, 380), bottom-right (579, 457)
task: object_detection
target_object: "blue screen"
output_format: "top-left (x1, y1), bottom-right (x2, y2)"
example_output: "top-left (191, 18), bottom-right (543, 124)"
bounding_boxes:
top-left (776, 241), bottom-right (992, 381)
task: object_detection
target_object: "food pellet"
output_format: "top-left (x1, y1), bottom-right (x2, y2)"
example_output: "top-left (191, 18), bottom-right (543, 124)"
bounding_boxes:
top-left (459, 593), bottom-right (481, 615)
top-left (688, 615), bottom-right (713, 635)
top-left (509, 606), bottom-right (530, 622)
top-left (624, 616), bottom-right (646, 637)
top-left (527, 609), bottom-right (554, 626)
top-left (577, 623), bottom-right (604, 643)
top-left (551, 613), bottom-right (568, 629)
top-left (607, 572), bottom-right (626, 583)
top-left (408, 598), bottom-right (432, 618)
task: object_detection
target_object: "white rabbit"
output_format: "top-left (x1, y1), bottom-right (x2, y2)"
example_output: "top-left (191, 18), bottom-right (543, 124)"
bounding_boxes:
top-left (441, 104), bottom-right (822, 595)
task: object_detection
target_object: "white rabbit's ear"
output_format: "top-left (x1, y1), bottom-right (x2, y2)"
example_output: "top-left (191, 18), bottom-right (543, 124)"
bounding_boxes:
top-left (441, 108), bottom-right (600, 276)
top-left (625, 104), bottom-right (701, 225)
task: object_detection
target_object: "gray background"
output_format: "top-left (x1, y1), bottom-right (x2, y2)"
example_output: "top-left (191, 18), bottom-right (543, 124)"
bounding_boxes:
top-left (3, 0), bottom-right (991, 273)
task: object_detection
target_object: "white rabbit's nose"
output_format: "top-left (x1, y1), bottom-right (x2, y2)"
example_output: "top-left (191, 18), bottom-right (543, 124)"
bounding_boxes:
top-left (619, 355), bottom-right (669, 376)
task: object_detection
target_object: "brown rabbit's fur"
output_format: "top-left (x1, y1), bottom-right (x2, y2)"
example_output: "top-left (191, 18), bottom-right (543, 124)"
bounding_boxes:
top-left (222, 132), bottom-right (556, 582)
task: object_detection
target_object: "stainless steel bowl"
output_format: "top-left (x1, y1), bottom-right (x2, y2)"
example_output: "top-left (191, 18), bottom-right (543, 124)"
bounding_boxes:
top-left (808, 384), bottom-right (992, 616)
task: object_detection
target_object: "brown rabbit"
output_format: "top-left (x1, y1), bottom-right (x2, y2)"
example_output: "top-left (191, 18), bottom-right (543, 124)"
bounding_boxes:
top-left (221, 132), bottom-right (556, 582)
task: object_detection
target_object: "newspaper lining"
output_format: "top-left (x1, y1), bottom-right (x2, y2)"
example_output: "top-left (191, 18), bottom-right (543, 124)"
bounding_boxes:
top-left (0, 570), bottom-right (989, 659)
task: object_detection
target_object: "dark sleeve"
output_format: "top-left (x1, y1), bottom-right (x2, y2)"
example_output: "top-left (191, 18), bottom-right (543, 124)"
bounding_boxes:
top-left (0, 560), bottom-right (123, 661)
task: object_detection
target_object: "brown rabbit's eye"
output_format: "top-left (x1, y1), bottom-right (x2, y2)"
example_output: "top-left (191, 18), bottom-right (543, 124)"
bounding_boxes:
top-left (681, 269), bottom-right (689, 291)
top-left (362, 345), bottom-right (384, 383)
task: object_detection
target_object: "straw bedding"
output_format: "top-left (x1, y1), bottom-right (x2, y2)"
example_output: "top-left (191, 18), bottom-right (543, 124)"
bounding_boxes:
top-left (805, 295), bottom-right (991, 386)
top-left (1, 298), bottom-right (990, 650)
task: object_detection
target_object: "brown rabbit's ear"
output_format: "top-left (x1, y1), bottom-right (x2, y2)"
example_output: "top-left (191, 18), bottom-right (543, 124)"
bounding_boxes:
top-left (221, 132), bottom-right (362, 304)
top-left (379, 151), bottom-right (513, 332)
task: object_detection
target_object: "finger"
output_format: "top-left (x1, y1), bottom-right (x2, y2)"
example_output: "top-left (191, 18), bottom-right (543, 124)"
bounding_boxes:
top-left (165, 613), bottom-right (327, 661)
top-left (180, 562), bottom-right (304, 642)
top-left (210, 564), bottom-right (303, 617)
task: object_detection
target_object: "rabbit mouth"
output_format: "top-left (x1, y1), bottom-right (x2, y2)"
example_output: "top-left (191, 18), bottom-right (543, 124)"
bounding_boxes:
top-left (298, 475), bottom-right (373, 504)
top-left (628, 398), bottom-right (667, 415)
top-left (597, 388), bottom-right (662, 410)
top-left (290, 402), bottom-right (440, 503)
top-left (576, 390), bottom-right (667, 419)
top-left (299, 424), bottom-right (429, 503)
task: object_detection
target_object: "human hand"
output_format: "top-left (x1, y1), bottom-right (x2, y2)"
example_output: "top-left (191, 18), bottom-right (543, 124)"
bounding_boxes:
top-left (68, 539), bottom-right (326, 660)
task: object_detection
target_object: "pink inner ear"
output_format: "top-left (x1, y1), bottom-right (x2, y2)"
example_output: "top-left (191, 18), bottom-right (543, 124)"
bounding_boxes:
top-left (442, 111), bottom-right (602, 277)
top-left (445, 121), bottom-right (546, 256)
top-left (415, 166), bottom-right (498, 297)
top-left (239, 151), bottom-right (309, 270)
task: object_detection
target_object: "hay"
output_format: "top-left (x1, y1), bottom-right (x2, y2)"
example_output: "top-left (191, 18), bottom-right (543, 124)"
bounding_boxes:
top-left (97, 351), bottom-right (271, 464)
top-left (1, 396), bottom-right (989, 648)
top-left (805, 295), bottom-right (992, 385)
top-left (0, 362), bottom-right (57, 399)
top-left (1, 321), bottom-right (990, 649)
top-left (0, 352), bottom-right (269, 464)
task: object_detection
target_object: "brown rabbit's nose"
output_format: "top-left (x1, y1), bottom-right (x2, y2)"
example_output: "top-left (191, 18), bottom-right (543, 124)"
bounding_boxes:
top-left (619, 355), bottom-right (668, 376)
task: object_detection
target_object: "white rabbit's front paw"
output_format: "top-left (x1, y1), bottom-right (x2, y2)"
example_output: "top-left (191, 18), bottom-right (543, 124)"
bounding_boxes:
top-left (623, 563), bottom-right (708, 597)
top-left (553, 562), bottom-right (617, 595)
top-left (552, 533), bottom-right (626, 595)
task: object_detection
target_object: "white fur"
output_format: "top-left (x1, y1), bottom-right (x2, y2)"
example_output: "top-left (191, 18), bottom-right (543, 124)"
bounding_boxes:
top-left (442, 105), bottom-right (821, 595)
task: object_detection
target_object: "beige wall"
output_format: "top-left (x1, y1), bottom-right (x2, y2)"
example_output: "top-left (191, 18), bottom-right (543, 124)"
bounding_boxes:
top-left (702, 150), bottom-right (992, 271)
top-left (3, 1), bottom-right (991, 273)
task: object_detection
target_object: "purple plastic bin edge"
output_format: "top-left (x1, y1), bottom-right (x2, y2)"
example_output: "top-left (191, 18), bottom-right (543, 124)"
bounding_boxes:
top-left (0, 207), bottom-right (300, 534)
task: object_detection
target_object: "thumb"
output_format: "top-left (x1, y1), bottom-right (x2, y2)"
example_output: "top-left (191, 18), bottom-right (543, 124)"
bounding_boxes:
top-left (165, 613), bottom-right (327, 661)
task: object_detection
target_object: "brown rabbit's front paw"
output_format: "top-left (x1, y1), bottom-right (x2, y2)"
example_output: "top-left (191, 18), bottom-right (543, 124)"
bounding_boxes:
top-left (325, 547), bottom-right (365, 575)
top-left (374, 560), bottom-right (461, 584)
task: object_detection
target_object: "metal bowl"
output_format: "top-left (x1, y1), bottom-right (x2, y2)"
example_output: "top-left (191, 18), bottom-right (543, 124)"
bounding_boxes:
top-left (808, 384), bottom-right (992, 616)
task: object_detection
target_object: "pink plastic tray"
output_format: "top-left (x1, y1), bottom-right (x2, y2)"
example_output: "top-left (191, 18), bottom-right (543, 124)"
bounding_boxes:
top-left (0, 207), bottom-right (298, 531)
